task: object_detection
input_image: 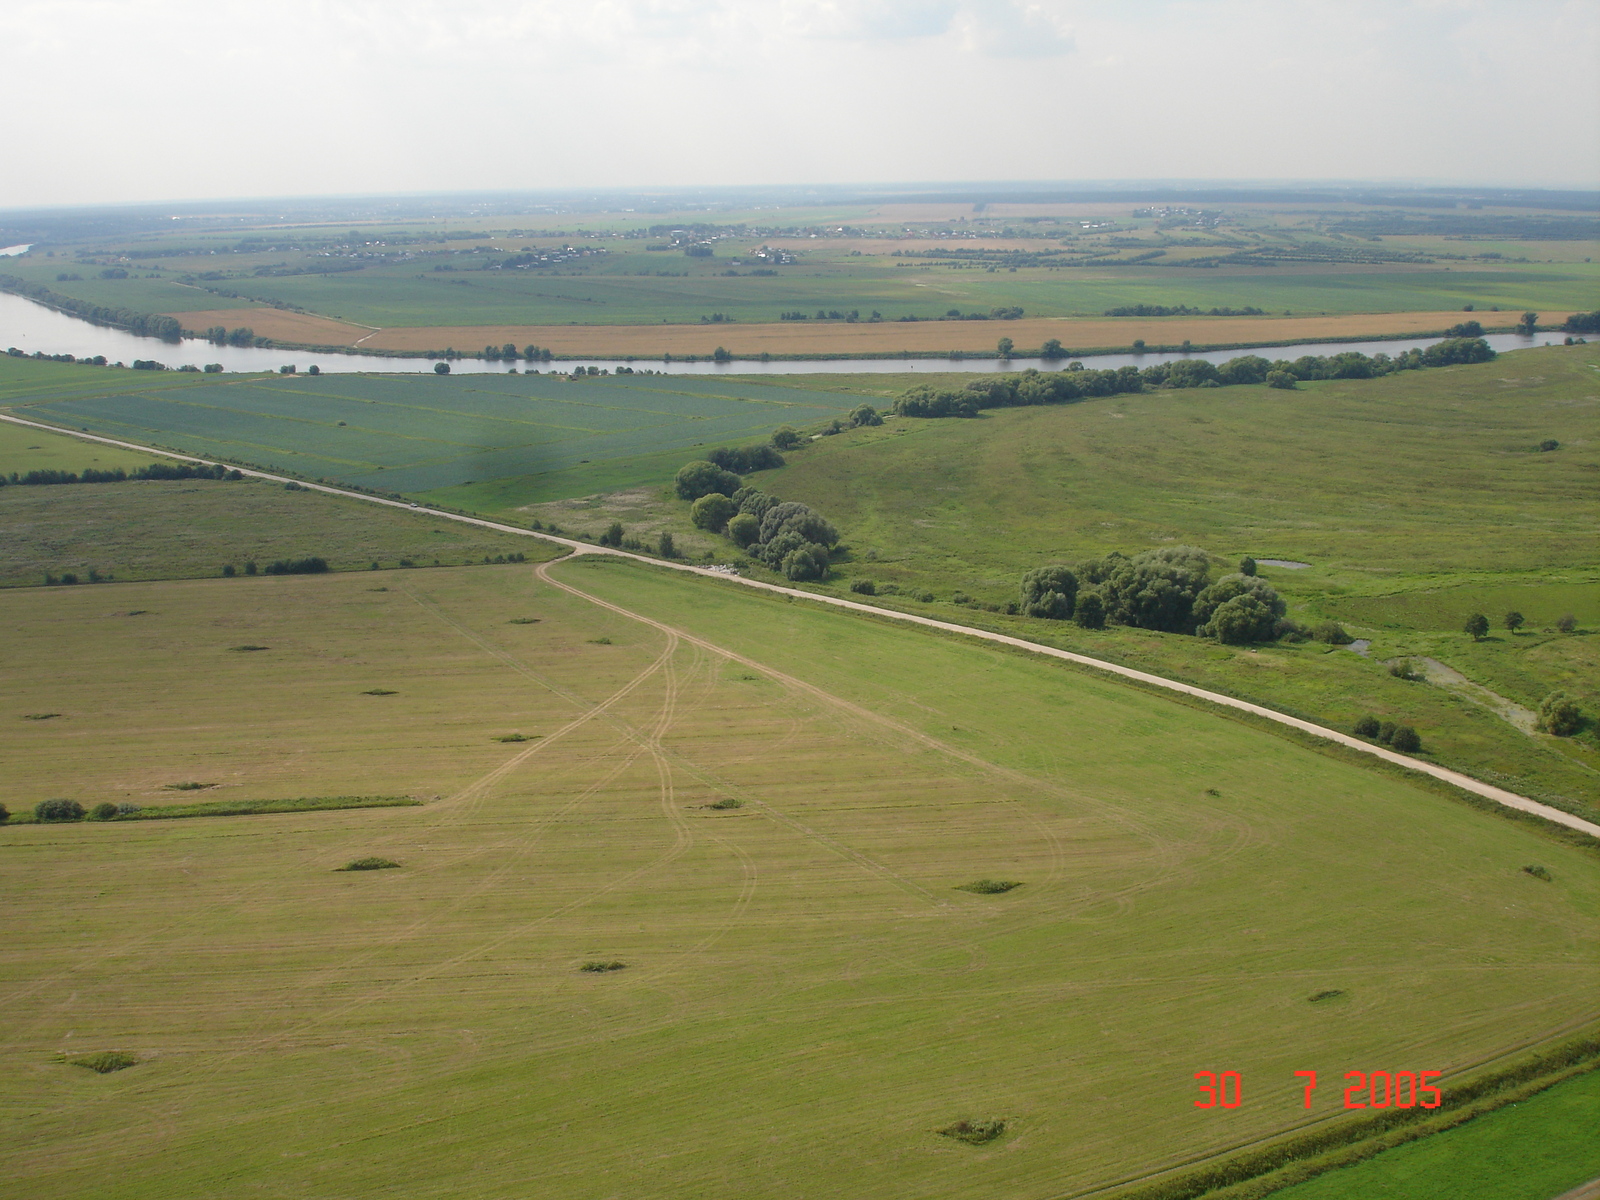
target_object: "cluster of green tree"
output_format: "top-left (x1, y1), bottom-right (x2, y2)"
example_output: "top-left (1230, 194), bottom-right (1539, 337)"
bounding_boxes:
top-left (261, 556), bottom-right (329, 575)
top-left (1017, 548), bottom-right (1308, 645)
top-left (0, 275), bottom-right (183, 341)
top-left (676, 456), bottom-right (839, 581)
top-left (0, 462), bottom-right (241, 488)
top-left (4, 348), bottom-right (108, 366)
top-left (1352, 715), bottom-right (1423, 753)
top-left (1103, 305), bottom-right (1264, 317)
top-left (202, 325), bottom-right (261, 346)
top-left (482, 343), bottom-right (555, 361)
top-left (891, 338), bottom-right (1496, 417)
top-left (1564, 311), bottom-right (1600, 333)
top-left (705, 443), bottom-right (784, 473)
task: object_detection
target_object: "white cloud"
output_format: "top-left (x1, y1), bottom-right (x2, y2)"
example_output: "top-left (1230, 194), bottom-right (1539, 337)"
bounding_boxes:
top-left (0, 0), bottom-right (1594, 206)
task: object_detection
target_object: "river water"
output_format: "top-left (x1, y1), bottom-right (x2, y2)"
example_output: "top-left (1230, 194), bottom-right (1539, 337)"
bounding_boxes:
top-left (0, 290), bottom-right (1571, 377)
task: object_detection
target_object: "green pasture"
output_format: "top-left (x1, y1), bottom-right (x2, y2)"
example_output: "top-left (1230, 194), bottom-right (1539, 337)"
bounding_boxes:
top-left (150, 257), bottom-right (1600, 329)
top-left (472, 348), bottom-right (1600, 820)
top-left (1273, 1066), bottom-right (1600, 1200)
top-left (8, 232), bottom-right (1596, 333)
top-left (758, 345), bottom-right (1600, 581)
top-left (8, 368), bottom-right (861, 492)
top-left (0, 476), bottom-right (558, 588)
top-left (0, 412), bottom-right (560, 586)
top-left (1, 559), bottom-right (1596, 1199)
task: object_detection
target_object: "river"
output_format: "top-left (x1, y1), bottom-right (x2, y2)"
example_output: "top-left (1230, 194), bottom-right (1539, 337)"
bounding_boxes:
top-left (0, 290), bottom-right (1572, 377)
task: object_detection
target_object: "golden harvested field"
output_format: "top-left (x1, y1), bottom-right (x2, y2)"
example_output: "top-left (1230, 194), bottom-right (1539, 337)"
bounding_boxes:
top-left (317, 311), bottom-right (1547, 358)
top-left (165, 308), bottom-right (377, 346)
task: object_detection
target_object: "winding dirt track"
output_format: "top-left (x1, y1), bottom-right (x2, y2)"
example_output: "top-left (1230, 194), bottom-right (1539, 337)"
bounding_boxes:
top-left (3, 409), bottom-right (1597, 842)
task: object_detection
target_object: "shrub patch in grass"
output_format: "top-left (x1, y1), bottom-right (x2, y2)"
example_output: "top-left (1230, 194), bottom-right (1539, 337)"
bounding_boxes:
top-left (956, 879), bottom-right (1023, 894)
top-left (88, 801), bottom-right (119, 821)
top-left (1523, 864), bottom-right (1553, 881)
top-left (589, 636), bottom-right (613, 644)
top-left (337, 857), bottom-right (401, 871)
top-left (361, 688), bottom-right (398, 695)
top-left (229, 644), bottom-right (269, 652)
top-left (938, 1119), bottom-right (1006, 1145)
top-left (127, 795), bottom-right (418, 822)
top-left (164, 781), bottom-right (214, 791)
top-left (508, 617), bottom-right (541, 624)
top-left (34, 798), bottom-right (84, 822)
top-left (70, 1051), bottom-right (137, 1074)
top-left (706, 797), bottom-right (744, 810)
top-left (580, 960), bottom-right (627, 973)
top-left (494, 733), bottom-right (540, 742)
top-left (1309, 989), bottom-right (1348, 1003)
top-left (23, 712), bottom-right (61, 720)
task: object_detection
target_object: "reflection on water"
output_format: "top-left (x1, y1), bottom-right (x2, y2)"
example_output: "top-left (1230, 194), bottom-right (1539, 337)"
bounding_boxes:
top-left (0, 290), bottom-right (1570, 378)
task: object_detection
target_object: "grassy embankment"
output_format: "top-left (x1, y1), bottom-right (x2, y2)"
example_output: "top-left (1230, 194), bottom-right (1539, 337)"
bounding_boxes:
top-left (1, 558), bottom-right (1596, 1199)
top-left (1271, 1065), bottom-right (1600, 1200)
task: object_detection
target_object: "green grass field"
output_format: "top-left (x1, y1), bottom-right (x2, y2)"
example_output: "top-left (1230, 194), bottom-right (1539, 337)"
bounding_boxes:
top-left (655, 346), bottom-right (1599, 819)
top-left (1, 557), bottom-right (1597, 1199)
top-left (7, 367), bottom-right (862, 492)
top-left (1273, 1066), bottom-right (1600, 1199)
top-left (8, 208), bottom-right (1596, 330)
top-left (0, 418), bottom-right (561, 587)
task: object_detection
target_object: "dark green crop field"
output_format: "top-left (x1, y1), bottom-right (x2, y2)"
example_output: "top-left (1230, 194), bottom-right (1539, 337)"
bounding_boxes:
top-left (8, 367), bottom-right (862, 492)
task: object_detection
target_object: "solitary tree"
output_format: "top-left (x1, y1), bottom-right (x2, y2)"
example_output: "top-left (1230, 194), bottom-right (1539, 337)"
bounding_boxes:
top-left (771, 426), bottom-right (802, 450)
top-left (1041, 338), bottom-right (1064, 359)
top-left (1464, 612), bottom-right (1490, 641)
top-left (1073, 590), bottom-right (1106, 629)
top-left (674, 460), bottom-right (741, 501)
top-left (1390, 725), bottom-right (1422, 753)
top-left (726, 512), bottom-right (760, 548)
top-left (1556, 614), bottom-right (1578, 633)
top-left (434, 361), bottom-right (450, 375)
top-left (1504, 611), bottom-right (1525, 633)
top-left (1019, 565), bottom-right (1077, 620)
top-left (690, 493), bottom-right (737, 532)
top-left (1537, 692), bottom-right (1583, 736)
top-left (997, 337), bottom-right (1014, 358)
top-left (658, 531), bottom-right (676, 558)
top-left (600, 521), bottom-right (624, 548)
top-left (1519, 311), bottom-right (1538, 334)
top-left (1239, 557), bottom-right (1257, 577)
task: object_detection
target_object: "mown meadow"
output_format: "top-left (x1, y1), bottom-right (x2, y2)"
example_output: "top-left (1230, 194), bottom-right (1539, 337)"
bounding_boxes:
top-left (1, 558), bottom-right (1596, 1199)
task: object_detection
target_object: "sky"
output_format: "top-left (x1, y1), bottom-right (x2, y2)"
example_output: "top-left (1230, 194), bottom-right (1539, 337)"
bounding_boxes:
top-left (3, 0), bottom-right (1597, 209)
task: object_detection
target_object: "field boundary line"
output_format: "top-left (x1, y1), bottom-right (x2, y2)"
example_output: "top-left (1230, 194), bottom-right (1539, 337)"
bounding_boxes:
top-left (4, 407), bottom-right (1596, 842)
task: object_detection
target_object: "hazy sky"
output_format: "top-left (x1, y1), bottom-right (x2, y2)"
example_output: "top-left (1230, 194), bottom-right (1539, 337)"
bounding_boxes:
top-left (4, 0), bottom-right (1597, 209)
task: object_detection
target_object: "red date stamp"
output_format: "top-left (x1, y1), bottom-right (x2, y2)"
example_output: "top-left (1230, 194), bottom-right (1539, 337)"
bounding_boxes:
top-left (1195, 1070), bottom-right (1442, 1109)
